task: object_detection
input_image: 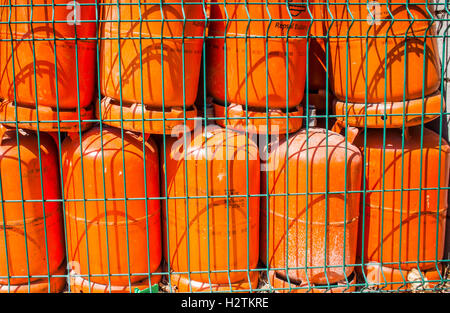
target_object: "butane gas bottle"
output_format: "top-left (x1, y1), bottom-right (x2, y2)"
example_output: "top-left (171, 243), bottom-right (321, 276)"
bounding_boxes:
top-left (0, 129), bottom-right (66, 293)
top-left (206, 0), bottom-right (309, 134)
top-left (0, 0), bottom-right (96, 131)
top-left (62, 126), bottom-right (162, 292)
top-left (99, 0), bottom-right (205, 134)
top-left (261, 128), bottom-right (362, 286)
top-left (162, 124), bottom-right (260, 291)
top-left (354, 127), bottom-right (449, 274)
top-left (327, 1), bottom-right (443, 128)
top-left (326, 0), bottom-right (441, 103)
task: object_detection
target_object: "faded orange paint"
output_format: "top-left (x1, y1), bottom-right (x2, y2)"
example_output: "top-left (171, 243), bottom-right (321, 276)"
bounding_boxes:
top-left (261, 128), bottom-right (362, 285)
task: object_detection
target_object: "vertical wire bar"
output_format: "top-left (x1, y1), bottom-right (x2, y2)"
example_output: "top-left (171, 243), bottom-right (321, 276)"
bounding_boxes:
top-left (0, 2), bottom-right (10, 284)
top-left (159, 0), bottom-right (173, 292)
top-left (433, 0), bottom-right (449, 287)
top-left (96, 0), bottom-right (113, 292)
top-left (73, 0), bottom-right (92, 292)
top-left (283, 0), bottom-right (292, 292)
top-left (114, 0), bottom-right (133, 291)
top-left (263, 0), bottom-right (272, 292)
top-left (303, 0), bottom-right (312, 292)
top-left (414, 0), bottom-right (430, 286)
top-left (50, 0), bottom-right (72, 293)
top-left (200, 0), bottom-right (213, 292)
top-left (136, 0), bottom-right (153, 290)
top-left (23, 0), bottom-right (41, 291)
top-left (179, 0), bottom-right (194, 292)
top-left (222, 0), bottom-right (233, 290)
top-left (243, 0), bottom-right (253, 292)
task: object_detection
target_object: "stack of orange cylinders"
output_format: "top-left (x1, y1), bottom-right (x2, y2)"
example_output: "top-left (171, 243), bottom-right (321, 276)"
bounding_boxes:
top-left (261, 128), bottom-right (362, 292)
top-left (62, 126), bottom-right (162, 293)
top-left (99, 0), bottom-right (205, 135)
top-left (162, 125), bottom-right (260, 291)
top-left (326, 0), bottom-right (443, 128)
top-left (0, 0), bottom-right (96, 132)
top-left (0, 129), bottom-right (66, 293)
top-left (206, 0), bottom-right (309, 134)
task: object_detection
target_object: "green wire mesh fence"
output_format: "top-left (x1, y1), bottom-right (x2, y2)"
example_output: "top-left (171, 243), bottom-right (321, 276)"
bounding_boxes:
top-left (0, 0), bottom-right (448, 293)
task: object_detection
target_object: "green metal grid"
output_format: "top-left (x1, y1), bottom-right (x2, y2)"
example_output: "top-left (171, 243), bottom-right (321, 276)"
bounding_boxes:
top-left (0, 0), bottom-right (448, 293)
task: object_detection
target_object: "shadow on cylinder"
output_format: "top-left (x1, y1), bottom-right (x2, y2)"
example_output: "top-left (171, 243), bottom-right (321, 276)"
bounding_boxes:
top-left (260, 128), bottom-right (362, 286)
top-left (99, 0), bottom-right (205, 134)
top-left (0, 129), bottom-right (66, 293)
top-left (0, 0), bottom-right (96, 132)
top-left (62, 126), bottom-right (162, 293)
top-left (162, 124), bottom-right (260, 291)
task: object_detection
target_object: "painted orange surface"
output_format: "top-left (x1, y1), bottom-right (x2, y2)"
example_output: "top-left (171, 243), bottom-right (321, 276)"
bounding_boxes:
top-left (162, 125), bottom-right (260, 286)
top-left (325, 0), bottom-right (441, 103)
top-left (206, 0), bottom-right (309, 109)
top-left (100, 0), bottom-right (205, 108)
top-left (62, 126), bottom-right (162, 287)
top-left (0, 0), bottom-right (96, 108)
top-left (0, 129), bottom-right (65, 291)
top-left (261, 128), bottom-right (362, 285)
top-left (355, 127), bottom-right (449, 271)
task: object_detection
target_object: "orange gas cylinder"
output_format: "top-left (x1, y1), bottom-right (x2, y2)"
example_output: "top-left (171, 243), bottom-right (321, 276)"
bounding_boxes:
top-left (162, 125), bottom-right (260, 290)
top-left (99, 0), bottom-right (205, 134)
top-left (326, 0), bottom-right (441, 103)
top-left (0, 129), bottom-right (66, 293)
top-left (206, 0), bottom-right (309, 134)
top-left (354, 127), bottom-right (449, 272)
top-left (62, 126), bottom-right (162, 292)
top-left (0, 0), bottom-right (96, 132)
top-left (326, 1), bottom-right (442, 127)
top-left (364, 262), bottom-right (443, 291)
top-left (261, 128), bottom-right (362, 285)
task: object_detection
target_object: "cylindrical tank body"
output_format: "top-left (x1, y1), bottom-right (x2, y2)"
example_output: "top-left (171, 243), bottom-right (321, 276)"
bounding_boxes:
top-left (100, 0), bottom-right (205, 108)
top-left (206, 0), bottom-right (309, 109)
top-left (0, 0), bottom-right (96, 109)
top-left (62, 126), bottom-right (162, 287)
top-left (163, 125), bottom-right (260, 285)
top-left (325, 0), bottom-right (441, 103)
top-left (0, 129), bottom-right (65, 291)
top-left (354, 127), bottom-right (449, 271)
top-left (261, 128), bottom-right (362, 285)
